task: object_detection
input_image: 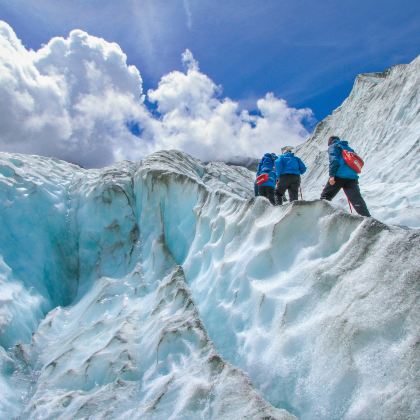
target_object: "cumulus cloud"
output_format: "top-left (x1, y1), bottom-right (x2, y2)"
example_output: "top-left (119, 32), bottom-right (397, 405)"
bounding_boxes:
top-left (0, 21), bottom-right (313, 167)
top-left (0, 21), bottom-right (149, 167)
top-left (146, 52), bottom-right (312, 161)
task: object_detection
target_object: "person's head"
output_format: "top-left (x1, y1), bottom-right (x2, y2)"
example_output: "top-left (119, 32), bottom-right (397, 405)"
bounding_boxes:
top-left (282, 146), bottom-right (293, 153)
top-left (328, 136), bottom-right (340, 146)
top-left (271, 153), bottom-right (278, 160)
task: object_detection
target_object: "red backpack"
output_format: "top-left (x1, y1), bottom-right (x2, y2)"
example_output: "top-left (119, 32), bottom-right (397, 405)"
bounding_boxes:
top-left (341, 149), bottom-right (364, 173)
top-left (256, 173), bottom-right (269, 185)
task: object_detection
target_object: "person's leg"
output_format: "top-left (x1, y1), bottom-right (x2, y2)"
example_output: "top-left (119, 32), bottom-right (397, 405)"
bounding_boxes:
top-left (254, 181), bottom-right (259, 197)
top-left (267, 187), bottom-right (275, 205)
top-left (320, 178), bottom-right (342, 201)
top-left (258, 185), bottom-right (268, 199)
top-left (275, 177), bottom-right (288, 205)
top-left (275, 190), bottom-right (288, 205)
top-left (258, 186), bottom-right (275, 205)
top-left (343, 180), bottom-right (371, 217)
top-left (274, 187), bottom-right (282, 205)
top-left (287, 175), bottom-right (301, 202)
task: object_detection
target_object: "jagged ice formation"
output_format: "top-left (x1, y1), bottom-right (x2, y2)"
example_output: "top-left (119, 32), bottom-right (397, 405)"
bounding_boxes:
top-left (0, 148), bottom-right (419, 419)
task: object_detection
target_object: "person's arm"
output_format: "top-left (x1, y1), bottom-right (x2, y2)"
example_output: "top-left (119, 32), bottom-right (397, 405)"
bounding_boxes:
top-left (298, 158), bottom-right (307, 174)
top-left (275, 158), bottom-right (283, 178)
top-left (328, 145), bottom-right (340, 178)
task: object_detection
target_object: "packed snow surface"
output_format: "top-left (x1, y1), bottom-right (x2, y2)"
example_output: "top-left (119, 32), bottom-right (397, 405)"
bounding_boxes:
top-left (0, 148), bottom-right (419, 419)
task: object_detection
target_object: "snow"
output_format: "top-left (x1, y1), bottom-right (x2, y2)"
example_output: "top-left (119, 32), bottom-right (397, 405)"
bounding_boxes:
top-left (0, 57), bottom-right (419, 419)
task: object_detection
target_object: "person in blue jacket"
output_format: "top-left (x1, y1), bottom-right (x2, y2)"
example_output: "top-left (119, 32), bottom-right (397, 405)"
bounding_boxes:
top-left (275, 146), bottom-right (306, 205)
top-left (320, 136), bottom-right (370, 216)
top-left (255, 153), bottom-right (277, 204)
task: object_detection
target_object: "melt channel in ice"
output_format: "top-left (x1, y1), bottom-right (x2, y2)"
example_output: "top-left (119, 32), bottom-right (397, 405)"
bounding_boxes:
top-left (0, 148), bottom-right (419, 419)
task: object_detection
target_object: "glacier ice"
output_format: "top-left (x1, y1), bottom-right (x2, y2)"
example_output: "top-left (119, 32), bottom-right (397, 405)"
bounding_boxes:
top-left (0, 56), bottom-right (419, 420)
top-left (0, 152), bottom-right (294, 419)
top-left (0, 146), bottom-right (419, 419)
top-left (299, 56), bottom-right (420, 228)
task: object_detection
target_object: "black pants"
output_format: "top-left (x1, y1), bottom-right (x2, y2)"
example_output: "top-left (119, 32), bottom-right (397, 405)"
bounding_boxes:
top-left (258, 185), bottom-right (275, 205)
top-left (254, 181), bottom-right (259, 197)
top-left (320, 177), bottom-right (371, 217)
top-left (275, 174), bottom-right (301, 205)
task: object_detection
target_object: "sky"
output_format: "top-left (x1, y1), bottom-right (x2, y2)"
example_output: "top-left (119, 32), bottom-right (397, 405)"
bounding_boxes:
top-left (0, 0), bottom-right (419, 167)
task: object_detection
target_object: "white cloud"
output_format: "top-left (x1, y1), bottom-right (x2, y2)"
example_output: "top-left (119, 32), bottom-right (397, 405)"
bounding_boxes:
top-left (183, 0), bottom-right (193, 29)
top-left (0, 21), bottom-right (313, 167)
top-left (146, 60), bottom-right (313, 161)
top-left (0, 21), bottom-right (149, 167)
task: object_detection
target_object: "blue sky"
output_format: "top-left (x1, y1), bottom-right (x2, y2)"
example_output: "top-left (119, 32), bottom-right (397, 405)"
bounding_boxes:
top-left (0, 0), bottom-right (419, 122)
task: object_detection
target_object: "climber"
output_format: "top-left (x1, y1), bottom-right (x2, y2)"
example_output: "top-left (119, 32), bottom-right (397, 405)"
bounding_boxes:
top-left (320, 136), bottom-right (371, 217)
top-left (275, 146), bottom-right (306, 205)
top-left (255, 153), bottom-right (277, 205)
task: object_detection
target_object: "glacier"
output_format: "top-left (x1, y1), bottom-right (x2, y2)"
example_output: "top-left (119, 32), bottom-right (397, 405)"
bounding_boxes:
top-left (0, 152), bottom-right (295, 419)
top-left (299, 56), bottom-right (420, 228)
top-left (0, 149), bottom-right (419, 419)
top-left (0, 57), bottom-right (419, 419)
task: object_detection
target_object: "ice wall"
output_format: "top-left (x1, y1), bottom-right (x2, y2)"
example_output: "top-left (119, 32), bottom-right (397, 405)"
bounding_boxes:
top-left (0, 149), bottom-right (418, 419)
top-left (0, 155), bottom-right (81, 348)
top-left (297, 56), bottom-right (420, 228)
top-left (0, 151), bottom-right (293, 419)
top-left (184, 198), bottom-right (419, 418)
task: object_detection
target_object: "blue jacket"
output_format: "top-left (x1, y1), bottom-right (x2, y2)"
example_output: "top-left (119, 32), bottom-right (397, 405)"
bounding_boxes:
top-left (275, 152), bottom-right (306, 177)
top-left (329, 139), bottom-right (358, 179)
top-left (256, 153), bottom-right (277, 188)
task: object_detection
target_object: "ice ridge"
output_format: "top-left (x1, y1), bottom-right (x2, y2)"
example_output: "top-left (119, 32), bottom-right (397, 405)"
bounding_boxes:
top-left (298, 55), bottom-right (420, 228)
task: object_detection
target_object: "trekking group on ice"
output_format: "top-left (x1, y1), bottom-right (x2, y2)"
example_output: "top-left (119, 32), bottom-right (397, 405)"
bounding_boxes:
top-left (255, 135), bottom-right (371, 217)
